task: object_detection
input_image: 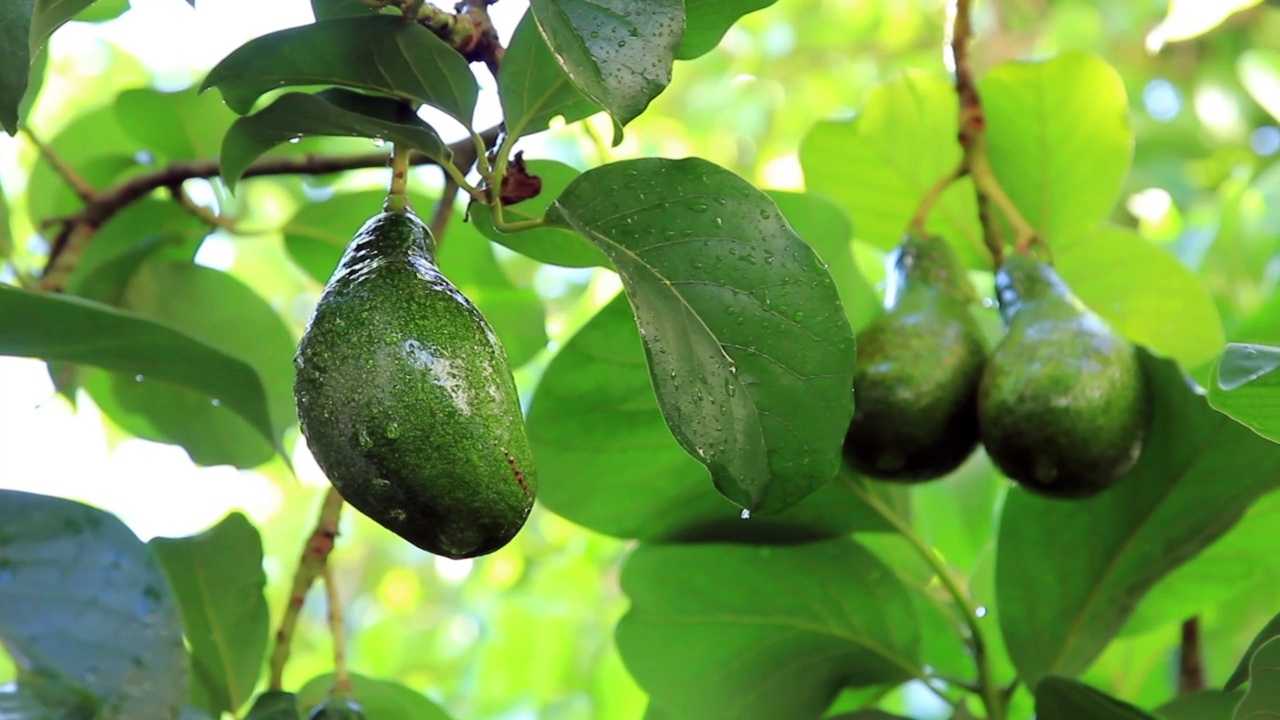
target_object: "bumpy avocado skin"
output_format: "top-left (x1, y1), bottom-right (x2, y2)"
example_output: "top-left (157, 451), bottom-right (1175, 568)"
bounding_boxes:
top-left (978, 255), bottom-right (1150, 498)
top-left (294, 211), bottom-right (537, 559)
top-left (843, 233), bottom-right (987, 481)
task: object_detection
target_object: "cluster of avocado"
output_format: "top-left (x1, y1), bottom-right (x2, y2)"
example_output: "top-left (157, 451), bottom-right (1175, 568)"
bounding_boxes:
top-left (294, 208), bottom-right (537, 559)
top-left (843, 233), bottom-right (1151, 499)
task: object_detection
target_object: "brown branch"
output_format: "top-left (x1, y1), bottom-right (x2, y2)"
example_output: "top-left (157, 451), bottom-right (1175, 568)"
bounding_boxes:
top-left (268, 486), bottom-right (346, 691)
top-left (37, 125), bottom-right (501, 292)
top-left (1179, 618), bottom-right (1205, 694)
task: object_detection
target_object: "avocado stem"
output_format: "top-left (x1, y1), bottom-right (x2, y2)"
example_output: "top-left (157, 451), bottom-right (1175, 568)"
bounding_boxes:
top-left (908, 163), bottom-right (968, 237)
top-left (268, 486), bottom-right (346, 691)
top-left (840, 468), bottom-right (1007, 720)
top-left (386, 143), bottom-right (413, 213)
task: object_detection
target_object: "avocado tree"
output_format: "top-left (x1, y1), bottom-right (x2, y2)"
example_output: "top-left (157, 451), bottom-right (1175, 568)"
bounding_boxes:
top-left (2, 0), bottom-right (1280, 718)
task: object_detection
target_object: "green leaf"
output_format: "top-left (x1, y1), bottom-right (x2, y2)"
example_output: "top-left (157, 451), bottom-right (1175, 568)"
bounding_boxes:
top-left (1034, 677), bottom-right (1157, 719)
top-left (677, 0), bottom-right (777, 59)
top-left (767, 190), bottom-right (879, 332)
top-left (74, 0), bottom-right (130, 22)
top-left (220, 89), bottom-right (450, 190)
top-left (243, 691), bottom-right (300, 720)
top-left (616, 539), bottom-right (922, 720)
top-left (1210, 343), bottom-right (1280, 444)
top-left (825, 712), bottom-right (913, 720)
top-left (500, 11), bottom-right (599, 140)
top-left (0, 675), bottom-right (99, 720)
top-left (1226, 612), bottom-right (1280, 691)
top-left (546, 157), bottom-right (857, 513)
top-left (1234, 637), bottom-right (1280, 718)
top-left (1156, 690), bottom-right (1246, 720)
top-left (529, 293), bottom-right (896, 541)
top-left (311, 0), bottom-right (377, 20)
top-left (1056, 225), bottom-right (1224, 369)
top-left (115, 87), bottom-right (237, 161)
top-left (799, 71), bottom-right (985, 266)
top-left (0, 490), bottom-right (189, 720)
top-left (980, 51), bottom-right (1133, 250)
top-left (996, 351), bottom-right (1280, 686)
top-left (0, 285), bottom-right (276, 447)
top-left (150, 513), bottom-right (269, 718)
top-left (201, 15), bottom-right (478, 123)
top-left (0, 176), bottom-right (11, 259)
top-left (296, 673), bottom-right (453, 719)
top-left (1237, 49), bottom-right (1280, 124)
top-left (0, 0), bottom-right (98, 133)
top-left (471, 159), bottom-right (610, 268)
top-left (82, 260), bottom-right (296, 468)
top-left (527, 0), bottom-right (683, 141)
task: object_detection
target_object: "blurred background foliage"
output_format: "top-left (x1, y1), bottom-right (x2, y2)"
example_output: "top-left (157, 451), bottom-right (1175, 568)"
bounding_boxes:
top-left (3, 0), bottom-right (1280, 718)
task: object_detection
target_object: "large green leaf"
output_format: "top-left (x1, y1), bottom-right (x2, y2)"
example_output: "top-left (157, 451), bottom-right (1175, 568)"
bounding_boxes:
top-left (500, 11), bottom-right (599, 140)
top-left (546, 157), bottom-right (857, 513)
top-left (283, 191), bottom-right (546, 367)
top-left (1226, 611), bottom-right (1280, 690)
top-left (220, 89), bottom-right (450, 190)
top-left (1156, 690), bottom-right (1246, 720)
top-left (1034, 677), bottom-right (1156, 719)
top-left (201, 15), bottom-right (478, 123)
top-left (296, 674), bottom-right (453, 719)
top-left (616, 540), bottom-right (922, 720)
top-left (529, 293), bottom-right (895, 542)
top-left (0, 285), bottom-right (275, 445)
top-left (83, 260), bottom-right (296, 468)
top-left (1234, 637), bottom-right (1280, 719)
top-left (980, 51), bottom-right (1132, 251)
top-left (0, 0), bottom-right (98, 133)
top-left (1057, 225), bottom-right (1224, 369)
top-left (0, 490), bottom-right (188, 720)
top-left (996, 352), bottom-right (1280, 686)
top-left (310, 0), bottom-right (377, 20)
top-left (527, 0), bottom-right (682, 140)
top-left (767, 190), bottom-right (879, 333)
top-left (1210, 343), bottom-right (1280, 444)
top-left (677, 0), bottom-right (777, 59)
top-left (470, 159), bottom-right (609, 268)
top-left (150, 513), bottom-right (268, 718)
top-left (115, 87), bottom-right (237, 162)
top-left (799, 71), bottom-right (985, 267)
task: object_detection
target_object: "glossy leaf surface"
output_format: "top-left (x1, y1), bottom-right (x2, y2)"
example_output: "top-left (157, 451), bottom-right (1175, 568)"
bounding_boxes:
top-left (1210, 342), bottom-right (1280, 444)
top-left (500, 11), bottom-right (599, 139)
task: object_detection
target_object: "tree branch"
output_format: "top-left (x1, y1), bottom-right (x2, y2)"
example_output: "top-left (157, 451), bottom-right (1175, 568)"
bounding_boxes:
top-left (37, 125), bottom-right (501, 292)
top-left (1179, 617), bottom-right (1206, 694)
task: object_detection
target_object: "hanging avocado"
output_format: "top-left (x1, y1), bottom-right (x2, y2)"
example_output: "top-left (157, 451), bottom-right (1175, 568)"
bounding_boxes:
top-left (978, 253), bottom-right (1150, 499)
top-left (295, 209), bottom-right (537, 559)
top-left (844, 233), bottom-right (988, 481)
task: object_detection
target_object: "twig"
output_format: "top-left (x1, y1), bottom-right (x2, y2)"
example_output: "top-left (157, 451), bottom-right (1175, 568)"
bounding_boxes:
top-left (23, 128), bottom-right (97, 202)
top-left (414, 0), bottom-right (505, 78)
top-left (268, 486), bottom-right (346, 691)
top-left (841, 470), bottom-right (1005, 720)
top-left (170, 183), bottom-right (243, 232)
top-left (322, 564), bottom-right (354, 699)
top-left (36, 125), bottom-right (501, 292)
top-left (908, 164), bottom-right (967, 237)
top-left (386, 143), bottom-right (411, 212)
top-left (1179, 618), bottom-right (1205, 694)
top-left (949, 0), bottom-right (1036, 260)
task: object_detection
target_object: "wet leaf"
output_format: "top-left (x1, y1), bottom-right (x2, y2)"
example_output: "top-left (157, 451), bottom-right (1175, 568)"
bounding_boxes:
top-left (1034, 677), bottom-right (1157, 719)
top-left (1210, 343), bottom-right (1280, 444)
top-left (500, 11), bottom-right (599, 140)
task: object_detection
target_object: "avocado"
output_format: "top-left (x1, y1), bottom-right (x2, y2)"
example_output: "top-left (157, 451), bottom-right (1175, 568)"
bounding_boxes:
top-left (306, 699), bottom-right (366, 720)
top-left (843, 233), bottom-right (987, 481)
top-left (294, 210), bottom-right (537, 559)
top-left (977, 254), bottom-right (1150, 498)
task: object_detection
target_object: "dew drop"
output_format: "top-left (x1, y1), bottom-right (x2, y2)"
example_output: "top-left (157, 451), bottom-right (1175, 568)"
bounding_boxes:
top-left (740, 508), bottom-right (751, 519)
top-left (209, 398), bottom-right (221, 407)
top-left (134, 374), bottom-right (145, 382)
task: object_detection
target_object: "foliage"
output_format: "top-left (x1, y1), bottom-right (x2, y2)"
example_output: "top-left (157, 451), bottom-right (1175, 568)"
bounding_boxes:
top-left (2, 0), bottom-right (1280, 719)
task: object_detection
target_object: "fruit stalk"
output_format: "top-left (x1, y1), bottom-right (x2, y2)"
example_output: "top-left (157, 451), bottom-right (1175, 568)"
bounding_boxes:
top-left (386, 143), bottom-right (412, 213)
top-left (269, 487), bottom-right (345, 690)
top-left (323, 563), bottom-right (354, 698)
top-left (841, 470), bottom-right (1006, 720)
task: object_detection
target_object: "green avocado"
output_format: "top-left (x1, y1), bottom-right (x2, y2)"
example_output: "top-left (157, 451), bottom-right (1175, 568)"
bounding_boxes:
top-left (306, 699), bottom-right (366, 720)
top-left (294, 210), bottom-right (537, 559)
top-left (843, 233), bottom-right (987, 481)
top-left (978, 254), bottom-right (1150, 498)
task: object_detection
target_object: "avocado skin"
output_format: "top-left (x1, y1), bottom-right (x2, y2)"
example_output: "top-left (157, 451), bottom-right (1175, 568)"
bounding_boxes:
top-left (295, 211), bottom-right (536, 559)
top-left (978, 255), bottom-right (1150, 499)
top-left (843, 233), bottom-right (987, 481)
top-left (306, 699), bottom-right (366, 720)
